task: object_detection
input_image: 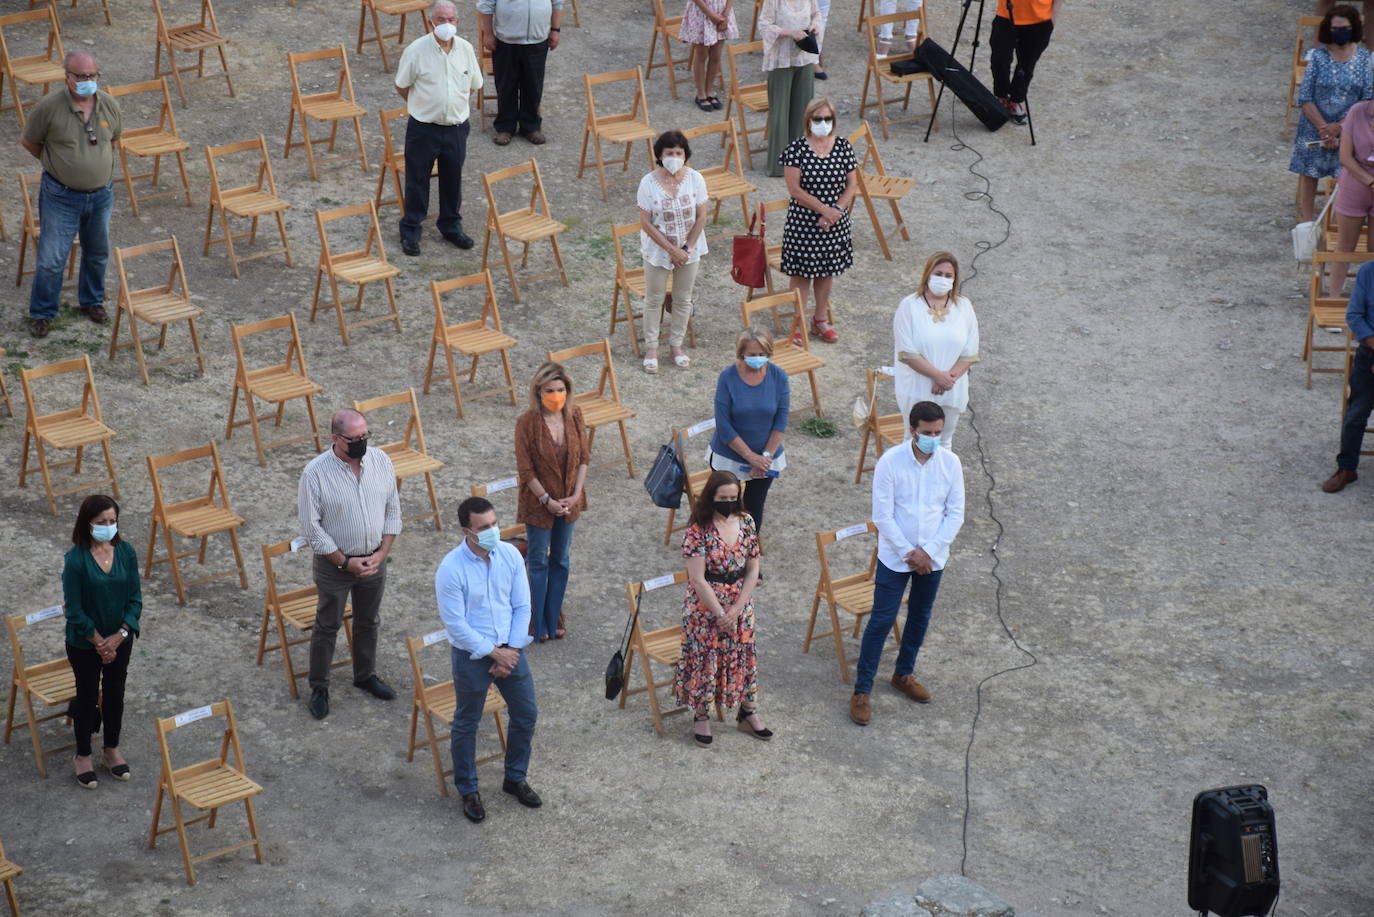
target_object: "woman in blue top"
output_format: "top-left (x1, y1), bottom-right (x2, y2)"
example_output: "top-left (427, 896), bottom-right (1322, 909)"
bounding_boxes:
top-left (1291, 5), bottom-right (1373, 223)
top-left (62, 494), bottom-right (142, 789)
top-left (709, 325), bottom-right (790, 530)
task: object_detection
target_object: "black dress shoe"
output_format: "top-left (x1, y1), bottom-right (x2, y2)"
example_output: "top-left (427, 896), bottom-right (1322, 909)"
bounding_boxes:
top-left (401, 239), bottom-right (421, 256)
top-left (442, 230), bottom-right (474, 250)
top-left (86, 305), bottom-right (108, 324)
top-left (354, 674), bottom-right (396, 700)
top-left (502, 778), bottom-right (542, 808)
top-left (29, 317), bottom-right (50, 338)
top-left (308, 687), bottom-right (329, 720)
top-left (461, 792), bottom-right (486, 823)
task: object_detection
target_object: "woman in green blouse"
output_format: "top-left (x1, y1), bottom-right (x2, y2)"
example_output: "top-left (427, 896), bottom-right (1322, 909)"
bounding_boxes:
top-left (63, 495), bottom-right (142, 788)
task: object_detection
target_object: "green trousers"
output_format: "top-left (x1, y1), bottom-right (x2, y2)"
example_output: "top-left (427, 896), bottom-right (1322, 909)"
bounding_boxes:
top-left (765, 64), bottom-right (815, 177)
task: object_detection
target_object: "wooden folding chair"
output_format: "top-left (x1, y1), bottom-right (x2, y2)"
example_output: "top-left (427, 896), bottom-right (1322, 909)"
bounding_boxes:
top-left (30, 0), bottom-right (112, 26)
top-left (356, 0), bottom-right (431, 72)
top-left (1320, 191), bottom-right (1371, 253)
top-left (375, 105), bottom-right (435, 210)
top-left (619, 572), bottom-right (722, 734)
top-left (610, 221), bottom-right (699, 359)
top-left (148, 699), bottom-right (265, 886)
top-left (855, 367), bottom-right (903, 483)
top-left (153, 0), bottom-right (235, 106)
top-left (353, 389), bottom-right (444, 530)
top-left (803, 522), bottom-right (901, 684)
top-left (255, 539), bottom-right (354, 699)
top-left (311, 201), bottom-right (402, 345)
top-left (741, 291), bottom-right (826, 417)
top-left (109, 237), bottom-right (205, 385)
top-left (475, 19), bottom-right (497, 131)
top-left (15, 171), bottom-right (77, 288)
top-left (645, 0), bottom-right (691, 99)
top-left (18, 356), bottom-right (119, 515)
top-left (662, 418), bottom-right (715, 545)
top-left (860, 10), bottom-right (937, 140)
top-left (225, 314), bottom-right (324, 466)
top-left (547, 339), bottom-right (637, 477)
top-left (724, 41), bottom-right (769, 170)
top-left (405, 631), bottom-right (507, 797)
top-left (847, 121), bottom-right (915, 260)
top-left (203, 135), bottom-right (294, 277)
top-left (1289, 16), bottom-right (1324, 127)
top-left (0, 8), bottom-right (63, 128)
top-left (0, 840), bottom-right (20, 917)
top-left (0, 177), bottom-right (8, 243)
top-left (1305, 252), bottom-right (1373, 388)
top-left (4, 604), bottom-right (78, 777)
top-left (145, 442), bottom-right (248, 605)
top-left (424, 270), bottom-right (518, 419)
top-left (469, 474), bottom-right (530, 553)
top-left (578, 68), bottom-right (657, 202)
top-left (681, 120), bottom-right (757, 226)
top-left (481, 158), bottom-right (569, 303)
top-left (0, 349), bottom-right (12, 418)
top-left (106, 79), bottom-right (193, 217)
top-left (284, 45), bottom-right (369, 180)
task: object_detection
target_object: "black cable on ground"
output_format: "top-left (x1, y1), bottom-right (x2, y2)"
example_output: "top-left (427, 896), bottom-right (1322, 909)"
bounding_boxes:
top-left (939, 104), bottom-right (1039, 878)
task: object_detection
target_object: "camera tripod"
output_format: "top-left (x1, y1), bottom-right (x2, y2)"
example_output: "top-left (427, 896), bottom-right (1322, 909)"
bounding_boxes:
top-left (923, 0), bottom-right (1037, 145)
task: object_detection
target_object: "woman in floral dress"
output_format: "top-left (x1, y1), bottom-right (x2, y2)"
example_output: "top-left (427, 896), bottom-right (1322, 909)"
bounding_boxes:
top-left (681, 0), bottom-right (738, 111)
top-left (673, 470), bottom-right (773, 747)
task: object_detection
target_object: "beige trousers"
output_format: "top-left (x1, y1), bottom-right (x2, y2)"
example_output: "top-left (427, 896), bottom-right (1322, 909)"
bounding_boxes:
top-left (642, 260), bottom-right (699, 351)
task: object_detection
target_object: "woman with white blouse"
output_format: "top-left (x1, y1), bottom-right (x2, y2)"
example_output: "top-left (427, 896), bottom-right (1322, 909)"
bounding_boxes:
top-left (892, 251), bottom-right (981, 447)
top-left (637, 129), bottom-right (709, 374)
top-left (758, 0), bottom-right (823, 178)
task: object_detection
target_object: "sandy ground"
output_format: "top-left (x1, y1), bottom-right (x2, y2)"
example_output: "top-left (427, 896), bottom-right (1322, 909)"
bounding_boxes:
top-left (1, 0), bottom-right (1371, 915)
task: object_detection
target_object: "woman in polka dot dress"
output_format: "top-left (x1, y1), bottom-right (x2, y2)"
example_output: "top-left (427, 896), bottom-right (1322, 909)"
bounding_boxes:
top-left (779, 97), bottom-right (857, 344)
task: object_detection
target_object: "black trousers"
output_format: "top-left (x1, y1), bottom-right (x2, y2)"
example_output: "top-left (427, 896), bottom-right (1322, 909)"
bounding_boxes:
top-left (400, 117), bottom-right (469, 244)
top-left (492, 39), bottom-right (548, 135)
top-left (742, 476), bottom-right (774, 532)
top-left (989, 16), bottom-right (1054, 103)
top-left (66, 637), bottom-right (132, 756)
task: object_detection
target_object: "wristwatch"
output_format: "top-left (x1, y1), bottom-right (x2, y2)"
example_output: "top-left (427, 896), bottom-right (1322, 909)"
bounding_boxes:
top-left (119, 627), bottom-right (130, 639)
top-left (761, 450), bottom-right (772, 458)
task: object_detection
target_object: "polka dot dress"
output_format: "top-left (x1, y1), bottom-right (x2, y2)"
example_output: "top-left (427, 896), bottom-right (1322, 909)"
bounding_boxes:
top-left (779, 136), bottom-right (857, 279)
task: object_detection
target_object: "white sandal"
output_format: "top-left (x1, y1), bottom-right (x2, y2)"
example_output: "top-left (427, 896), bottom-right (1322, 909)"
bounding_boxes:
top-left (642, 355), bottom-right (659, 374)
top-left (673, 350), bottom-right (690, 368)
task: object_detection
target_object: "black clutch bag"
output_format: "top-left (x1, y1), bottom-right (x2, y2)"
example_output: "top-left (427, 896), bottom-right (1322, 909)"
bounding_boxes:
top-left (794, 30), bottom-right (819, 54)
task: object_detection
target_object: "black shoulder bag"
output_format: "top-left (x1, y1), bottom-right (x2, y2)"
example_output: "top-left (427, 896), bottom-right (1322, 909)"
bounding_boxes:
top-left (604, 589), bottom-right (643, 700)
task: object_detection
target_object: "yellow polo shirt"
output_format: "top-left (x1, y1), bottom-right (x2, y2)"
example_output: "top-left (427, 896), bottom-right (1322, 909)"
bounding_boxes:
top-left (22, 88), bottom-right (122, 190)
top-left (394, 33), bottom-right (483, 126)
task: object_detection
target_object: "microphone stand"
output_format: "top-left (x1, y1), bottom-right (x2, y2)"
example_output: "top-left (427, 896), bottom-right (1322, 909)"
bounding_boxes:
top-left (922, 0), bottom-right (986, 143)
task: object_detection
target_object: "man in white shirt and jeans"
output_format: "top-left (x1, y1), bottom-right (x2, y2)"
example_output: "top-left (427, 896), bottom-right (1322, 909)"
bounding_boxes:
top-left (851, 401), bottom-right (965, 726)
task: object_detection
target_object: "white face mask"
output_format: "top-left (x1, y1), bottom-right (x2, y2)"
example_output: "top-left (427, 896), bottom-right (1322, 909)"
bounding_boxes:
top-left (928, 274), bottom-right (954, 296)
top-left (810, 119), bottom-right (833, 138)
top-left (661, 156), bottom-right (685, 174)
top-left (433, 22), bottom-right (458, 41)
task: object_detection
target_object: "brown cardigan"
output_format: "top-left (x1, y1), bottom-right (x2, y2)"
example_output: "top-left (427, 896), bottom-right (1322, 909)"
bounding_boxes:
top-left (514, 405), bottom-right (591, 527)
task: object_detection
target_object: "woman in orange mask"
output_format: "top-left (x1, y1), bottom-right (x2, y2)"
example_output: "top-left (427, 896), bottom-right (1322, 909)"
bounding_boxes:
top-left (515, 362), bottom-right (591, 642)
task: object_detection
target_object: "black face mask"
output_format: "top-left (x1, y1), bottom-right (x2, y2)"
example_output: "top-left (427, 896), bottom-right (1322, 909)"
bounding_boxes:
top-left (713, 500), bottom-right (739, 517)
top-left (1332, 26), bottom-right (1354, 46)
top-left (344, 438), bottom-right (368, 460)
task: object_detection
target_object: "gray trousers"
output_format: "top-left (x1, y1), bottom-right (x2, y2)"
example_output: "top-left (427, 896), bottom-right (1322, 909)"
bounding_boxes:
top-left (765, 64), bottom-right (815, 178)
top-left (310, 555), bottom-right (385, 689)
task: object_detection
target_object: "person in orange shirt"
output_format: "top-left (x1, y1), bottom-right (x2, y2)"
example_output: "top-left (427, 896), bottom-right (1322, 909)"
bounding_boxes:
top-left (988, 0), bottom-right (1061, 125)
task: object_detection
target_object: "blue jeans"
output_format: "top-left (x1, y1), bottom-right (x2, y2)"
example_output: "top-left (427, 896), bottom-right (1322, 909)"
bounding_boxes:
top-left (853, 562), bottom-right (944, 695)
top-left (526, 518), bottom-right (575, 641)
top-left (449, 647), bottom-right (537, 796)
top-left (1338, 345), bottom-right (1374, 471)
top-left (29, 174), bottom-right (113, 319)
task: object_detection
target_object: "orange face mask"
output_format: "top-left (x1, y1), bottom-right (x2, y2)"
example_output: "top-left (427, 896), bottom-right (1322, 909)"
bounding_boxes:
top-left (541, 391), bottom-right (567, 412)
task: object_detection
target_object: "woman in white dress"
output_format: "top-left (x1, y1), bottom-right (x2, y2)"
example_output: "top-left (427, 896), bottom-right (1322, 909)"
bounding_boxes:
top-left (892, 251), bottom-right (980, 446)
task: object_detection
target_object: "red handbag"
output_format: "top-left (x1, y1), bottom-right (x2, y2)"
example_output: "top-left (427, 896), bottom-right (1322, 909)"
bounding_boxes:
top-left (731, 204), bottom-right (767, 288)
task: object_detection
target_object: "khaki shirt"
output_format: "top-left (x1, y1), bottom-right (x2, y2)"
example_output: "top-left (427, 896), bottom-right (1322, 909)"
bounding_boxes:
top-left (22, 89), bottom-right (122, 191)
top-left (394, 33), bottom-right (483, 126)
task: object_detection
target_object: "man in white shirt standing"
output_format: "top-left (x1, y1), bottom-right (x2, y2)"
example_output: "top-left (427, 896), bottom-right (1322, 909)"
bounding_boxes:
top-left (851, 401), bottom-right (965, 726)
top-left (435, 496), bottom-right (541, 823)
top-left (393, 1), bottom-right (483, 257)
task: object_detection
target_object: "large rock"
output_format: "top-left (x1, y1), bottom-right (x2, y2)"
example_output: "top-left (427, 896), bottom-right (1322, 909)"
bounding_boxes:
top-left (913, 875), bottom-right (1015, 917)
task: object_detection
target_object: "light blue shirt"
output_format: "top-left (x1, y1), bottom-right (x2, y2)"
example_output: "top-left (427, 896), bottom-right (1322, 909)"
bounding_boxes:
top-left (435, 539), bottom-right (533, 659)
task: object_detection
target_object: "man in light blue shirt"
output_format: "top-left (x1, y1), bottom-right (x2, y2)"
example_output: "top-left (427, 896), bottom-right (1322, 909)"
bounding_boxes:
top-left (851, 401), bottom-right (965, 726)
top-left (435, 496), bottom-right (540, 822)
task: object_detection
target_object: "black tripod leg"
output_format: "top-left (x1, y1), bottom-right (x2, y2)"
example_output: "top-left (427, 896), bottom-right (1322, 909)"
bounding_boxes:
top-left (1024, 95), bottom-right (1036, 145)
top-left (924, 0), bottom-right (984, 142)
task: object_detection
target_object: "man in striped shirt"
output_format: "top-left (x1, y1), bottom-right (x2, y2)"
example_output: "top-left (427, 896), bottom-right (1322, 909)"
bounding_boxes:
top-left (297, 409), bottom-right (403, 720)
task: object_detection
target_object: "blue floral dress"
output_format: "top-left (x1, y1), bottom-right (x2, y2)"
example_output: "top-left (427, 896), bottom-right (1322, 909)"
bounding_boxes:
top-left (1291, 45), bottom-right (1374, 179)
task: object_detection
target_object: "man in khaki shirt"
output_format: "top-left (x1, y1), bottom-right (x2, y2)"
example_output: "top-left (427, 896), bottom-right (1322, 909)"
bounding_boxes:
top-left (20, 50), bottom-right (122, 338)
top-left (394, 1), bottom-right (483, 257)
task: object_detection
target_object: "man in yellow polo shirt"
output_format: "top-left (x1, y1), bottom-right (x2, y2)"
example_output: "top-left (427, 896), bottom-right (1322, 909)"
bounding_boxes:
top-left (988, 0), bottom-right (1061, 125)
top-left (393, 0), bottom-right (483, 257)
top-left (20, 50), bottom-right (122, 339)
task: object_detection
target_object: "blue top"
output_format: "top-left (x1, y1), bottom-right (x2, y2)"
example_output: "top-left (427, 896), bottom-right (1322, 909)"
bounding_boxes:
top-left (709, 363), bottom-right (791, 462)
top-left (62, 540), bottom-right (142, 648)
top-left (435, 539), bottom-right (533, 659)
top-left (1290, 46), bottom-right (1373, 180)
top-left (1349, 260), bottom-right (1374, 343)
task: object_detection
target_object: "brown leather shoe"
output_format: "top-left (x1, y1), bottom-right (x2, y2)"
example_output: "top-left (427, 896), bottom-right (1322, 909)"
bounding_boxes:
top-left (29, 317), bottom-right (50, 338)
top-left (524, 130), bottom-right (546, 145)
top-left (86, 305), bottom-right (108, 324)
top-left (891, 674), bottom-right (931, 703)
top-left (849, 692), bottom-right (871, 726)
top-left (493, 131), bottom-right (513, 146)
top-left (1322, 468), bottom-right (1358, 493)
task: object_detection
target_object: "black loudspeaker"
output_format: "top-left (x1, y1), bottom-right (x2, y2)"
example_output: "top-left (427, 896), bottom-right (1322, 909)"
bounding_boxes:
top-left (915, 38), bottom-right (1009, 132)
top-left (1188, 785), bottom-right (1280, 917)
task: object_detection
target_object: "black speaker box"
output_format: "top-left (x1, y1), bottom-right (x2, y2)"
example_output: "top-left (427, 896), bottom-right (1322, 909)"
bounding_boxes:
top-left (914, 38), bottom-right (1009, 132)
top-left (1188, 785), bottom-right (1280, 917)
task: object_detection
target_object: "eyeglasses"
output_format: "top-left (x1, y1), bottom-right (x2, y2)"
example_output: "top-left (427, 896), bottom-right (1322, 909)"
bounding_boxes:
top-left (335, 432), bottom-right (370, 444)
top-left (810, 116), bottom-right (834, 123)
top-left (66, 71), bottom-right (99, 80)
top-left (82, 122), bottom-right (97, 146)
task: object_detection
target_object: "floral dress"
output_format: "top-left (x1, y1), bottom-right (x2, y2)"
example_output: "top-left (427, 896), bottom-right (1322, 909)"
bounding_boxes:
top-left (1290, 45), bottom-right (1373, 179)
top-left (680, 0), bottom-right (739, 46)
top-left (673, 515), bottom-right (760, 713)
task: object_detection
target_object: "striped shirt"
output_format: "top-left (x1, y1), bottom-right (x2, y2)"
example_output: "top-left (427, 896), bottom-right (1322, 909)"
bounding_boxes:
top-left (297, 448), bottom-right (402, 557)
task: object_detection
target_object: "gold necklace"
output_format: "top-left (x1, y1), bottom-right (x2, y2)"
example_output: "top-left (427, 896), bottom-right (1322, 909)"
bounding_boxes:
top-left (923, 294), bottom-right (951, 323)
